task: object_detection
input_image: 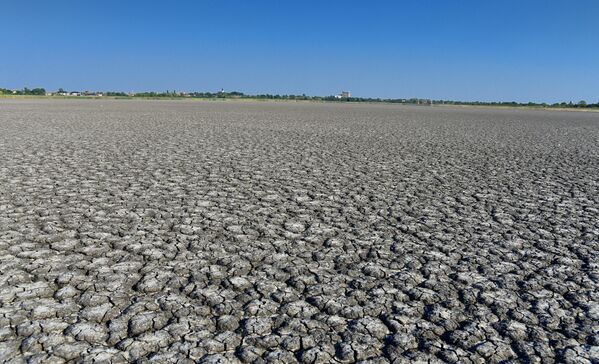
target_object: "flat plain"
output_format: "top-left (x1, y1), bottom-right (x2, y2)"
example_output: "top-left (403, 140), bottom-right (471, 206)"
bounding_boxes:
top-left (1, 99), bottom-right (598, 363)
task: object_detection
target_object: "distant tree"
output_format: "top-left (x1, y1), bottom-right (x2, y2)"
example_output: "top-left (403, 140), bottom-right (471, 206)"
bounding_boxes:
top-left (30, 88), bottom-right (46, 95)
top-left (105, 91), bottom-right (128, 97)
top-left (578, 100), bottom-right (587, 107)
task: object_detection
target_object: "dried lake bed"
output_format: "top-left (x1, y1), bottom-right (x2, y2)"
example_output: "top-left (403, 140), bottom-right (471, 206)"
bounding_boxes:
top-left (0, 99), bottom-right (598, 363)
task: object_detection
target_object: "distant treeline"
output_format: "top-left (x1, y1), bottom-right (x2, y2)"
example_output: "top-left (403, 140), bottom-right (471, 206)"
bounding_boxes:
top-left (429, 99), bottom-right (599, 109)
top-left (131, 91), bottom-right (599, 108)
top-left (1, 87), bottom-right (46, 96)
top-left (1, 87), bottom-right (598, 108)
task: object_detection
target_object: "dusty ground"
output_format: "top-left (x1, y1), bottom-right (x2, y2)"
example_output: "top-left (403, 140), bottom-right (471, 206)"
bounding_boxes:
top-left (0, 99), bottom-right (598, 363)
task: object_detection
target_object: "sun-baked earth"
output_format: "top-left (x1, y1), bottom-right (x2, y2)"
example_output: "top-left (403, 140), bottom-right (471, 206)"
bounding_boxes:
top-left (0, 99), bottom-right (598, 363)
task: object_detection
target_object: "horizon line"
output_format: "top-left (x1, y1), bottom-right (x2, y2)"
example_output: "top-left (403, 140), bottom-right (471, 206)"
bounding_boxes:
top-left (0, 86), bottom-right (596, 106)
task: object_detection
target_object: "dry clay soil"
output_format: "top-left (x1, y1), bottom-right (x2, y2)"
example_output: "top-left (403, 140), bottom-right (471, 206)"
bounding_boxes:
top-left (1, 99), bottom-right (598, 364)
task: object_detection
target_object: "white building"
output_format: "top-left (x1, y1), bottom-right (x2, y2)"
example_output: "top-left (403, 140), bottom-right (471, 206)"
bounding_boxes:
top-left (335, 91), bottom-right (351, 99)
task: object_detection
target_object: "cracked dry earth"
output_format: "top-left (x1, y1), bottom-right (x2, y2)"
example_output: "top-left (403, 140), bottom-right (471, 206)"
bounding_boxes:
top-left (0, 100), bottom-right (598, 364)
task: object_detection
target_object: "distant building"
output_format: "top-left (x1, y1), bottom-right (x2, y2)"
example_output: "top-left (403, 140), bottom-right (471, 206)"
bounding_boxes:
top-left (334, 91), bottom-right (351, 99)
top-left (82, 91), bottom-right (104, 97)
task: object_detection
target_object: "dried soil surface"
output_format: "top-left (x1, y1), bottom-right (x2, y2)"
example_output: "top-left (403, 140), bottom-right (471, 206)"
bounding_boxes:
top-left (1, 99), bottom-right (598, 363)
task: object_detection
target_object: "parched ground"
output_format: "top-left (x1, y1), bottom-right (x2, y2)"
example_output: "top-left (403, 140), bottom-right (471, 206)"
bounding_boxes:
top-left (0, 99), bottom-right (598, 364)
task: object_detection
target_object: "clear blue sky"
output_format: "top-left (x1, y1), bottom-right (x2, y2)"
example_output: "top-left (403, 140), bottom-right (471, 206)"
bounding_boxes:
top-left (1, 0), bottom-right (597, 102)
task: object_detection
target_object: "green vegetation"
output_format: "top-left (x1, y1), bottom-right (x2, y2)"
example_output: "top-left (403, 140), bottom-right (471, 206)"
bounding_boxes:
top-left (1, 87), bottom-right (46, 95)
top-left (1, 86), bottom-right (597, 109)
